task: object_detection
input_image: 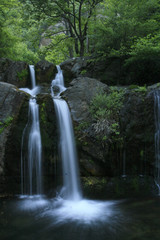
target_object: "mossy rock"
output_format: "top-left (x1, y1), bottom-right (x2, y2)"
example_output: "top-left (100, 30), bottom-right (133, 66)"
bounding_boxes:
top-left (35, 60), bottom-right (57, 85)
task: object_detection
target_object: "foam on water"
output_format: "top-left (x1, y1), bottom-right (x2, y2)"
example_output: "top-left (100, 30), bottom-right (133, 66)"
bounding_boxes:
top-left (42, 198), bottom-right (119, 225)
top-left (17, 195), bottom-right (48, 211)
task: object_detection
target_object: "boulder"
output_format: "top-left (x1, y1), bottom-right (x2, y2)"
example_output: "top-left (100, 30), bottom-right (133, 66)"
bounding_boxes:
top-left (60, 56), bottom-right (125, 86)
top-left (63, 77), bottom-right (108, 121)
top-left (60, 57), bottom-right (88, 86)
top-left (35, 60), bottom-right (57, 85)
top-left (63, 77), bottom-right (109, 176)
top-left (0, 58), bottom-right (30, 88)
top-left (63, 79), bottom-right (155, 178)
top-left (0, 82), bottom-right (29, 193)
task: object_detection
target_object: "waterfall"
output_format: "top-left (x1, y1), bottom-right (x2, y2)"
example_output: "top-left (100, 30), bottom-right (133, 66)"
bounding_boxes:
top-left (154, 90), bottom-right (160, 195)
top-left (51, 65), bottom-right (66, 97)
top-left (21, 65), bottom-right (42, 196)
top-left (29, 65), bottom-right (36, 89)
top-left (51, 66), bottom-right (82, 201)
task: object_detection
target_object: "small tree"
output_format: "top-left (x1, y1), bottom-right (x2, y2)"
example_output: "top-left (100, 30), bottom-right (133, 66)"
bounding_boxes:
top-left (25, 0), bottom-right (102, 56)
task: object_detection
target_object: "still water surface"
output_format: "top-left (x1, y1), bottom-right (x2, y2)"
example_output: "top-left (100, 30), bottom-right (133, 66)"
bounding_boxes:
top-left (0, 196), bottom-right (160, 240)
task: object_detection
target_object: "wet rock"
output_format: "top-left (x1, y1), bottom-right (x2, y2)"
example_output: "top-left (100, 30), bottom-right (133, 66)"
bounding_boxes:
top-left (120, 88), bottom-right (155, 176)
top-left (60, 56), bottom-right (125, 86)
top-left (37, 94), bottom-right (58, 192)
top-left (0, 58), bottom-right (29, 88)
top-left (60, 57), bottom-right (88, 86)
top-left (63, 79), bottom-right (155, 178)
top-left (63, 77), bottom-right (108, 121)
top-left (35, 60), bottom-right (57, 85)
top-left (0, 82), bottom-right (29, 193)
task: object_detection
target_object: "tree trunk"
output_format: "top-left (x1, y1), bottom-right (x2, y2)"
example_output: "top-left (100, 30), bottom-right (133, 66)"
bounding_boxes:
top-left (75, 38), bottom-right (79, 54)
top-left (80, 39), bottom-right (85, 57)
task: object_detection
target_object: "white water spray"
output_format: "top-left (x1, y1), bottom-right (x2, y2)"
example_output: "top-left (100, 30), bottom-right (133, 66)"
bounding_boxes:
top-left (20, 65), bottom-right (42, 196)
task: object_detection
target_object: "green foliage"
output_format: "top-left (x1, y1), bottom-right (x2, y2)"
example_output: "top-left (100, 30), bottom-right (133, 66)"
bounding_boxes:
top-left (129, 85), bottom-right (148, 96)
top-left (88, 0), bottom-right (160, 61)
top-left (90, 88), bottom-right (124, 141)
top-left (90, 89), bottom-right (124, 120)
top-left (0, 0), bottom-right (40, 63)
top-left (80, 69), bottom-right (87, 75)
top-left (17, 69), bottom-right (28, 82)
top-left (0, 116), bottom-right (13, 134)
top-left (82, 177), bottom-right (107, 192)
top-left (25, 0), bottom-right (102, 57)
top-left (40, 103), bottom-right (47, 124)
top-left (39, 34), bottom-right (74, 65)
top-left (125, 33), bottom-right (160, 68)
top-left (75, 121), bottom-right (89, 131)
top-left (133, 86), bottom-right (147, 94)
top-left (1, 0), bottom-right (160, 73)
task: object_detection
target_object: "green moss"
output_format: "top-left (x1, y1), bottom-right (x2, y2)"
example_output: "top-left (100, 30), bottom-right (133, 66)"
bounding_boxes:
top-left (40, 103), bottom-right (47, 124)
top-left (82, 177), bottom-right (107, 188)
top-left (80, 69), bottom-right (87, 75)
top-left (0, 116), bottom-right (13, 134)
top-left (17, 69), bottom-right (28, 82)
top-left (75, 121), bottom-right (89, 131)
top-left (128, 85), bottom-right (139, 90)
top-left (130, 85), bottom-right (147, 97)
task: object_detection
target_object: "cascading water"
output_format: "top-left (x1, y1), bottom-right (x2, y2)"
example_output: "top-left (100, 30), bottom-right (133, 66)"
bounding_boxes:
top-left (51, 66), bottom-right (82, 201)
top-left (20, 65), bottom-right (42, 196)
top-left (154, 90), bottom-right (160, 195)
top-left (17, 65), bottom-right (118, 224)
top-left (35, 65), bottom-right (118, 223)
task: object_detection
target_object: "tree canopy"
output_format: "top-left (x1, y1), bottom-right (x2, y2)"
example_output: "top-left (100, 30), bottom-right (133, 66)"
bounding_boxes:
top-left (1, 0), bottom-right (160, 67)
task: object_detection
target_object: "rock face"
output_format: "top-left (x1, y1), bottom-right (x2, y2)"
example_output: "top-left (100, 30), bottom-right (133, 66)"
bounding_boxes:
top-left (60, 57), bottom-right (125, 86)
top-left (0, 82), bottom-right (29, 193)
top-left (60, 56), bottom-right (160, 86)
top-left (0, 83), bottom-right (57, 194)
top-left (120, 89), bottom-right (154, 176)
top-left (37, 94), bottom-right (58, 192)
top-left (60, 58), bottom-right (88, 86)
top-left (63, 77), bottom-right (108, 121)
top-left (0, 59), bottom-right (58, 195)
top-left (35, 60), bottom-right (57, 85)
top-left (0, 58), bottom-right (30, 88)
top-left (63, 78), bottom-right (155, 178)
top-left (63, 77), bottom-right (109, 176)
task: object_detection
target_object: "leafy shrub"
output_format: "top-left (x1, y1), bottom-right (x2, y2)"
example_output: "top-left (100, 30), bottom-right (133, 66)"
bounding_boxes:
top-left (90, 89), bottom-right (124, 120)
top-left (89, 89), bottom-right (124, 141)
top-left (17, 69), bottom-right (28, 82)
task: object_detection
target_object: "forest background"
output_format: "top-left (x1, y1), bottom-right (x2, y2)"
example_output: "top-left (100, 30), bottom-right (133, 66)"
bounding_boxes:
top-left (1, 0), bottom-right (160, 78)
